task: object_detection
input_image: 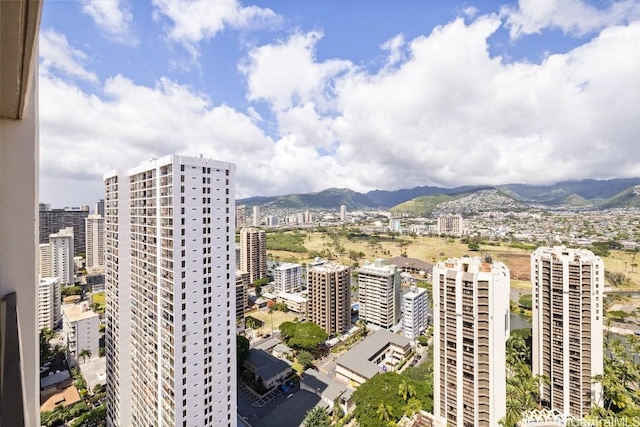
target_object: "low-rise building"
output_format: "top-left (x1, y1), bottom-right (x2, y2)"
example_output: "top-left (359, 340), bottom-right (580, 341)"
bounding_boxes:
top-left (62, 302), bottom-right (100, 367)
top-left (276, 292), bottom-right (307, 314)
top-left (244, 349), bottom-right (292, 389)
top-left (335, 329), bottom-right (412, 387)
top-left (300, 368), bottom-right (354, 414)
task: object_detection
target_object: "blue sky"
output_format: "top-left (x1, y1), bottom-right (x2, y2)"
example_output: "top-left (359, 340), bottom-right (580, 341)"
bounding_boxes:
top-left (39, 0), bottom-right (640, 207)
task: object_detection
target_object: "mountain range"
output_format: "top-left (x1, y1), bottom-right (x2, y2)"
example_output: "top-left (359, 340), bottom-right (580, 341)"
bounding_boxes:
top-left (237, 178), bottom-right (640, 214)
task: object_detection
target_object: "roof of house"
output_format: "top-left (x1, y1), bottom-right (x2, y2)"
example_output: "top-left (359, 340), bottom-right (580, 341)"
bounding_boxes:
top-left (301, 368), bottom-right (353, 402)
top-left (245, 349), bottom-right (291, 381)
top-left (386, 257), bottom-right (433, 273)
top-left (336, 329), bottom-right (411, 380)
top-left (40, 370), bottom-right (71, 389)
top-left (62, 303), bottom-right (99, 322)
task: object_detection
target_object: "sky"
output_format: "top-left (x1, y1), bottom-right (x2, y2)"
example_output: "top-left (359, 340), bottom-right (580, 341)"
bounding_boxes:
top-left (39, 0), bottom-right (640, 207)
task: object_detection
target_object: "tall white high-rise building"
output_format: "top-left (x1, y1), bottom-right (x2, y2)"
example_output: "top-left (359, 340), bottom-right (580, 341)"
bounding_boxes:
top-left (357, 259), bottom-right (401, 329)
top-left (104, 155), bottom-right (237, 427)
top-left (433, 256), bottom-right (510, 427)
top-left (38, 277), bottom-right (61, 331)
top-left (273, 263), bottom-right (302, 294)
top-left (402, 285), bottom-right (428, 340)
top-left (531, 246), bottom-right (604, 417)
top-left (252, 206), bottom-right (260, 226)
top-left (236, 205), bottom-right (246, 227)
top-left (239, 227), bottom-right (267, 285)
top-left (49, 227), bottom-right (75, 285)
top-left (39, 243), bottom-right (53, 278)
top-left (340, 205), bottom-right (346, 221)
top-left (85, 214), bottom-right (104, 268)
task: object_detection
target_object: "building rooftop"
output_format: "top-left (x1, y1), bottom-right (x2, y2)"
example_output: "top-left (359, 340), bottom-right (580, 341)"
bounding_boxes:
top-left (386, 257), bottom-right (433, 273)
top-left (40, 385), bottom-right (81, 412)
top-left (277, 292), bottom-right (306, 303)
top-left (403, 286), bottom-right (428, 300)
top-left (40, 370), bottom-right (71, 389)
top-left (62, 303), bottom-right (99, 323)
top-left (301, 368), bottom-right (354, 402)
top-left (336, 329), bottom-right (411, 380)
top-left (245, 349), bottom-right (291, 380)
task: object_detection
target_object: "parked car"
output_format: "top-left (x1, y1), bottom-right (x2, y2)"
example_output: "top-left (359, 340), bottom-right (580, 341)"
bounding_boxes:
top-left (278, 384), bottom-right (289, 393)
top-left (285, 380), bottom-right (295, 388)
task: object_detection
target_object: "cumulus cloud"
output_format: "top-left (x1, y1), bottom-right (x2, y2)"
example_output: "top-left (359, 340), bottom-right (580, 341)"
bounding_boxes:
top-left (152, 0), bottom-right (282, 56)
top-left (502, 0), bottom-right (640, 39)
top-left (39, 29), bottom-right (98, 82)
top-left (82, 0), bottom-right (137, 44)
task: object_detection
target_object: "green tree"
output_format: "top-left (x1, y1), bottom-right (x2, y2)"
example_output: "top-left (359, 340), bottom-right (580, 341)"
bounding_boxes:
top-left (237, 335), bottom-right (250, 370)
top-left (78, 348), bottom-right (92, 363)
top-left (377, 402), bottom-right (394, 422)
top-left (297, 350), bottom-right (315, 370)
top-left (303, 406), bottom-right (331, 427)
top-left (397, 380), bottom-right (416, 403)
top-left (518, 294), bottom-right (533, 310)
top-left (467, 241), bottom-right (480, 251)
top-left (279, 321), bottom-right (328, 351)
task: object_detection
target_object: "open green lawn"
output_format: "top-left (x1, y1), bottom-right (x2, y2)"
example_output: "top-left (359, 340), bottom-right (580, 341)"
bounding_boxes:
top-left (246, 310), bottom-right (299, 335)
top-left (92, 291), bottom-right (105, 306)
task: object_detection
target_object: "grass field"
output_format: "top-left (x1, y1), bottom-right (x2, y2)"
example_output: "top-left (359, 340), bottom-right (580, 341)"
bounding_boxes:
top-left (92, 291), bottom-right (105, 306)
top-left (266, 230), bottom-right (640, 288)
top-left (246, 310), bottom-right (299, 335)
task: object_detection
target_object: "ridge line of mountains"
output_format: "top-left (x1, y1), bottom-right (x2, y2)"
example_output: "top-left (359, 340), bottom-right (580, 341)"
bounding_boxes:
top-left (238, 178), bottom-right (640, 214)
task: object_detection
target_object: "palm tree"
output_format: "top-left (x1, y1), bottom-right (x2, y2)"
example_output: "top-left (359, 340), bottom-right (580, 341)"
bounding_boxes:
top-left (397, 380), bottom-right (416, 403)
top-left (376, 402), bottom-right (394, 422)
top-left (78, 348), bottom-right (91, 363)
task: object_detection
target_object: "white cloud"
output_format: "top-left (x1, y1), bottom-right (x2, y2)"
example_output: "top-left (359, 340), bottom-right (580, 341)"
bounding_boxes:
top-left (152, 0), bottom-right (282, 56)
top-left (240, 31), bottom-right (353, 111)
top-left (39, 29), bottom-right (98, 82)
top-left (502, 0), bottom-right (640, 39)
top-left (82, 0), bottom-right (137, 44)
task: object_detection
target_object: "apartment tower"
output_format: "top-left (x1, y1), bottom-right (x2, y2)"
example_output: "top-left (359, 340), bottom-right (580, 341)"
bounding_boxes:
top-left (307, 262), bottom-right (351, 335)
top-left (239, 227), bottom-right (267, 284)
top-left (85, 214), bottom-right (104, 268)
top-left (38, 277), bottom-right (62, 331)
top-left (273, 263), bottom-right (302, 294)
top-left (48, 227), bottom-right (75, 285)
top-left (236, 270), bottom-right (249, 333)
top-left (104, 155), bottom-right (237, 426)
top-left (531, 246), bottom-right (604, 417)
top-left (436, 215), bottom-right (464, 236)
top-left (252, 206), bottom-right (260, 226)
top-left (433, 256), bottom-right (510, 427)
top-left (402, 285), bottom-right (429, 340)
top-left (357, 259), bottom-right (401, 329)
top-left (39, 206), bottom-right (89, 254)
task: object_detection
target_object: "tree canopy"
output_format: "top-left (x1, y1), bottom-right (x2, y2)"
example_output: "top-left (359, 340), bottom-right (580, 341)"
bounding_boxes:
top-left (279, 321), bottom-right (328, 350)
top-left (303, 406), bottom-right (331, 427)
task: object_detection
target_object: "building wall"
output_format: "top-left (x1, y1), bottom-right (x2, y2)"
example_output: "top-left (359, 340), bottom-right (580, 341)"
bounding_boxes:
top-left (62, 304), bottom-right (100, 367)
top-left (85, 214), bottom-right (104, 268)
top-left (105, 155), bottom-right (236, 427)
top-left (49, 228), bottom-right (74, 284)
top-left (38, 277), bottom-right (61, 331)
top-left (39, 243), bottom-right (52, 278)
top-left (531, 246), bottom-right (604, 417)
top-left (433, 257), bottom-right (509, 427)
top-left (357, 259), bottom-right (401, 329)
top-left (308, 263), bottom-right (351, 336)
top-left (274, 263), bottom-right (302, 294)
top-left (403, 286), bottom-right (428, 340)
top-left (236, 270), bottom-right (249, 333)
top-left (40, 208), bottom-right (89, 254)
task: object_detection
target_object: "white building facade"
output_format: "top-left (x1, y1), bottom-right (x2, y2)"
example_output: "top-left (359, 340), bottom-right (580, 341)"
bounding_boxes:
top-left (357, 259), bottom-right (401, 329)
top-left (38, 277), bottom-right (62, 331)
top-left (273, 263), bottom-right (302, 293)
top-left (531, 246), bottom-right (604, 417)
top-left (402, 285), bottom-right (428, 340)
top-left (432, 256), bottom-right (510, 427)
top-left (48, 227), bottom-right (75, 285)
top-left (85, 214), bottom-right (104, 268)
top-left (104, 155), bottom-right (237, 427)
top-left (62, 302), bottom-right (100, 367)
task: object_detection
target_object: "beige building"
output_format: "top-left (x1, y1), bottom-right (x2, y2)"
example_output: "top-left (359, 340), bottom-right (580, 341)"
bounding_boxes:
top-left (85, 214), bottom-right (104, 268)
top-left (62, 302), bottom-right (100, 367)
top-left (38, 277), bottom-right (61, 331)
top-left (236, 270), bottom-right (249, 333)
top-left (436, 215), bottom-right (464, 236)
top-left (432, 256), bottom-right (510, 427)
top-left (240, 227), bottom-right (267, 284)
top-left (275, 292), bottom-right (307, 314)
top-left (307, 262), bottom-right (351, 336)
top-left (531, 246), bottom-right (604, 417)
top-left (357, 259), bottom-right (401, 329)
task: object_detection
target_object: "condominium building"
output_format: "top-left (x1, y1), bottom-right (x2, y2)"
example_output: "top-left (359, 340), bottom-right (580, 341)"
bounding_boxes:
top-left (40, 206), bottom-right (89, 254)
top-left (432, 256), bottom-right (510, 427)
top-left (85, 214), bottom-right (104, 268)
top-left (357, 259), bottom-right (401, 329)
top-left (104, 155), bottom-right (237, 427)
top-left (39, 243), bottom-right (53, 278)
top-left (38, 277), bottom-right (62, 331)
top-left (236, 205), bottom-right (246, 227)
top-left (274, 263), bottom-right (302, 294)
top-left (48, 227), bottom-right (75, 285)
top-left (62, 302), bottom-right (100, 367)
top-left (239, 227), bottom-right (267, 284)
top-left (236, 270), bottom-right (249, 333)
top-left (252, 206), bottom-right (260, 227)
top-left (436, 215), bottom-right (464, 236)
top-left (531, 246), bottom-right (604, 417)
top-left (340, 205), bottom-right (346, 221)
top-left (403, 285), bottom-right (429, 340)
top-left (307, 262), bottom-right (351, 335)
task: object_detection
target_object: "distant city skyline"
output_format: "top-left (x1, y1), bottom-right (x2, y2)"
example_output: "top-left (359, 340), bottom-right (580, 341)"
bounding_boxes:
top-left (40, 0), bottom-right (640, 207)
